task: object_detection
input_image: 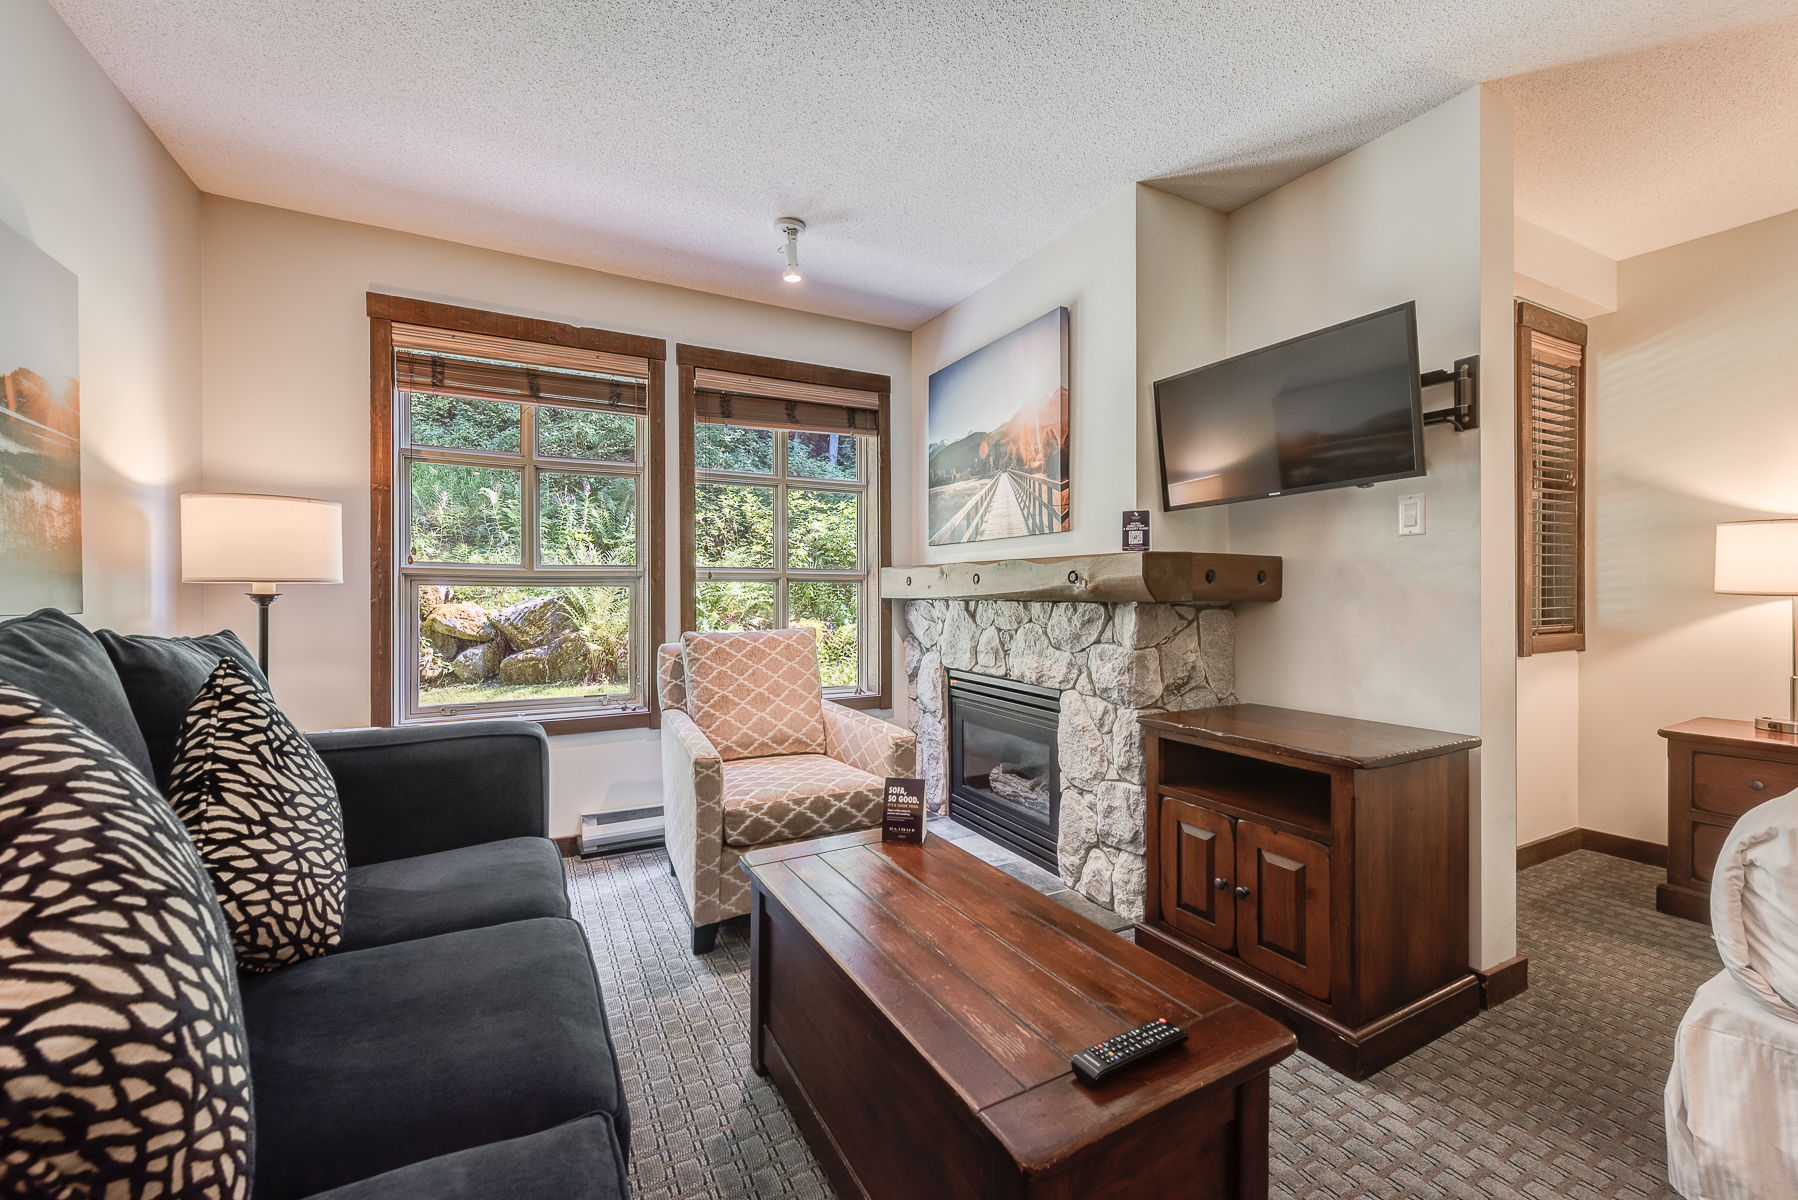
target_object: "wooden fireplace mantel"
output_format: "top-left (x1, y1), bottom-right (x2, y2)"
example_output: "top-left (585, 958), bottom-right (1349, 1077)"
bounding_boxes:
top-left (879, 551), bottom-right (1282, 605)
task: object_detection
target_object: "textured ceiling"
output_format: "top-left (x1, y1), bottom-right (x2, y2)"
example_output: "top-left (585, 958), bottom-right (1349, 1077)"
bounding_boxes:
top-left (48, 0), bottom-right (1798, 328)
top-left (1493, 16), bottom-right (1798, 262)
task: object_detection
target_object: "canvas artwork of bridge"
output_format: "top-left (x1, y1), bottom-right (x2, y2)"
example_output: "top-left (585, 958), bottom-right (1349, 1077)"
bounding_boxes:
top-left (927, 307), bottom-right (1071, 546)
top-left (0, 225), bottom-right (82, 614)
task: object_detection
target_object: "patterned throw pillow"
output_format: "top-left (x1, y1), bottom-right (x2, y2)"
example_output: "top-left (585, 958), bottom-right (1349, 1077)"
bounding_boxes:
top-left (681, 627), bottom-right (827, 760)
top-left (168, 659), bottom-right (346, 973)
top-left (0, 683), bottom-right (254, 1198)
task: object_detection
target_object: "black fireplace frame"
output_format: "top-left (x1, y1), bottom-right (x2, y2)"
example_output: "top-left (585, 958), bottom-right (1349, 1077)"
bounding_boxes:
top-left (947, 670), bottom-right (1061, 871)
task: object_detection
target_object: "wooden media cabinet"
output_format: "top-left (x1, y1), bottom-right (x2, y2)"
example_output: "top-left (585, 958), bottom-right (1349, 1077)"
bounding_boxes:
top-left (1136, 704), bottom-right (1482, 1079)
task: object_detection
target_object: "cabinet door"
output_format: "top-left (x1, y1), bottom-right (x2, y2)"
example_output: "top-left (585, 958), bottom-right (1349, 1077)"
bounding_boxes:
top-left (1159, 797), bottom-right (1234, 951)
top-left (1235, 821), bottom-right (1331, 1001)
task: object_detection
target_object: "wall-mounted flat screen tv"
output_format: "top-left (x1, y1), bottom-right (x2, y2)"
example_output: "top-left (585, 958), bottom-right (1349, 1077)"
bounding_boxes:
top-left (1154, 302), bottom-right (1425, 511)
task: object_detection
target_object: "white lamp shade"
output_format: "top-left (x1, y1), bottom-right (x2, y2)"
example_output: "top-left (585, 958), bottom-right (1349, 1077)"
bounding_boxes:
top-left (1715, 520), bottom-right (1798, 596)
top-left (181, 493), bottom-right (343, 585)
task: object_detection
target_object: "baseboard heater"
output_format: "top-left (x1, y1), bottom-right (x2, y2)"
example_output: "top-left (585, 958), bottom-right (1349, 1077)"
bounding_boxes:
top-left (580, 807), bottom-right (665, 858)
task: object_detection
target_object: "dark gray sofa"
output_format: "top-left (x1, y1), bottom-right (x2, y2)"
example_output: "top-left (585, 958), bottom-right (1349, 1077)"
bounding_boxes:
top-left (0, 609), bottom-right (630, 1199)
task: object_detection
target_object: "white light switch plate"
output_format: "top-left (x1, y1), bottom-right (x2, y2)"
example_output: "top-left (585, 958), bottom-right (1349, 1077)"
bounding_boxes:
top-left (1398, 494), bottom-right (1426, 536)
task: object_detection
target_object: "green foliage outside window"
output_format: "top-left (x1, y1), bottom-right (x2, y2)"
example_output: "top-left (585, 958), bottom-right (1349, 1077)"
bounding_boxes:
top-left (692, 422), bottom-right (867, 689)
top-left (410, 463), bottom-right (522, 563)
top-left (539, 473), bottom-right (636, 566)
top-left (410, 393), bottom-right (520, 452)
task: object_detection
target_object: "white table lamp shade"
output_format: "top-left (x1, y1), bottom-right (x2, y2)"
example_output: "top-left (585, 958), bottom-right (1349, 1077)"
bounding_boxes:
top-left (1716, 521), bottom-right (1798, 596)
top-left (181, 493), bottom-right (343, 585)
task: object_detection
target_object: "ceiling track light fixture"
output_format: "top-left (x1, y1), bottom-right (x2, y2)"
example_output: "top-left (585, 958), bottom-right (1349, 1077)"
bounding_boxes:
top-left (776, 217), bottom-right (806, 283)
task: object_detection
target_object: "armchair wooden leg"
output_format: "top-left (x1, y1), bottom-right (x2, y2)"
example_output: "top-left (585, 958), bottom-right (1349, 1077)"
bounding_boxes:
top-left (668, 859), bottom-right (677, 879)
top-left (692, 922), bottom-right (720, 954)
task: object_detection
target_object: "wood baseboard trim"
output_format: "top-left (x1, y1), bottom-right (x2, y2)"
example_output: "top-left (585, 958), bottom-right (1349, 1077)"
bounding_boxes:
top-left (1517, 828), bottom-right (1668, 871)
top-left (1578, 828), bottom-right (1668, 868)
top-left (1475, 955), bottom-right (1529, 1009)
top-left (1516, 829), bottom-right (1582, 870)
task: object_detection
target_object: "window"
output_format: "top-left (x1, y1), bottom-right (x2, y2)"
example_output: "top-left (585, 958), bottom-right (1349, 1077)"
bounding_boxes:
top-left (1516, 300), bottom-right (1587, 656)
top-left (677, 347), bottom-right (891, 707)
top-left (369, 295), bottom-right (665, 731)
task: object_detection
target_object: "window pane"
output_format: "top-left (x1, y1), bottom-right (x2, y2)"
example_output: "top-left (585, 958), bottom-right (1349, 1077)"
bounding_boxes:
top-left (417, 583), bottom-right (632, 708)
top-left (409, 393), bottom-right (521, 452)
top-left (539, 472), bottom-right (636, 566)
top-left (409, 463), bottom-right (521, 564)
top-left (696, 483), bottom-right (775, 568)
top-left (787, 431), bottom-right (859, 481)
top-left (536, 407), bottom-right (636, 463)
top-left (787, 488), bottom-right (858, 569)
top-left (695, 580), bottom-right (776, 632)
top-left (696, 423), bottom-right (774, 474)
top-left (790, 582), bottom-right (859, 688)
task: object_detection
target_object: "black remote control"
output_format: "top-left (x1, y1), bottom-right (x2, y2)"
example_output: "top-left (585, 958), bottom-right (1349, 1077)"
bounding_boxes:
top-left (1071, 1018), bottom-right (1188, 1084)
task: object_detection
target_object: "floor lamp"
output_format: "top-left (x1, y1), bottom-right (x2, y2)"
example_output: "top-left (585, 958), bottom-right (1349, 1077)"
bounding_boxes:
top-left (1715, 519), bottom-right (1798, 736)
top-left (181, 493), bottom-right (344, 675)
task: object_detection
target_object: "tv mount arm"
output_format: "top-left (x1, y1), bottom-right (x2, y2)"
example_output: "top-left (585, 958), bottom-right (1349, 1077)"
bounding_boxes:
top-left (1420, 355), bottom-right (1480, 432)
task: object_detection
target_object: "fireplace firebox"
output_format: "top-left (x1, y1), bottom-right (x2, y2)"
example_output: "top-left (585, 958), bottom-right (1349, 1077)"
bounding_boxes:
top-left (947, 671), bottom-right (1060, 871)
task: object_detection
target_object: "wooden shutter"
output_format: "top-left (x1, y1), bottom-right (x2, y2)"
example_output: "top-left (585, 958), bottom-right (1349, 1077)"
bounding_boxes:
top-left (1516, 301), bottom-right (1588, 655)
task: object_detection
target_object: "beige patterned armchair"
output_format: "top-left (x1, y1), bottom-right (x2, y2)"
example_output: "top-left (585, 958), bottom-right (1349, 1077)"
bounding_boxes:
top-left (659, 627), bottom-right (917, 952)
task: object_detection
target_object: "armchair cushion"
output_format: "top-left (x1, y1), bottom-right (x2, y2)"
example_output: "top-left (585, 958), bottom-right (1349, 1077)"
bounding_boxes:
top-left (823, 700), bottom-right (918, 777)
top-left (721, 754), bottom-right (884, 848)
top-left (681, 627), bottom-right (826, 760)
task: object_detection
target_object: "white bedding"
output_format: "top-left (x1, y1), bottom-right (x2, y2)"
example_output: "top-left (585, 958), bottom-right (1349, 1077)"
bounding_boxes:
top-left (1666, 789), bottom-right (1798, 1199)
top-left (1666, 971), bottom-right (1798, 1198)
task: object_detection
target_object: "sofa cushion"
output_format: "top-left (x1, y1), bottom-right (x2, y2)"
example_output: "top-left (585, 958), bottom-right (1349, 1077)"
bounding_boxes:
top-left (339, 836), bottom-right (571, 952)
top-left (0, 683), bottom-right (253, 1199)
top-left (681, 626), bottom-right (826, 760)
top-left (301, 1115), bottom-right (627, 1200)
top-left (721, 753), bottom-right (885, 847)
top-left (96, 627), bottom-right (266, 792)
top-left (240, 917), bottom-right (627, 1200)
top-left (0, 607), bottom-right (155, 780)
top-left (169, 659), bottom-right (347, 973)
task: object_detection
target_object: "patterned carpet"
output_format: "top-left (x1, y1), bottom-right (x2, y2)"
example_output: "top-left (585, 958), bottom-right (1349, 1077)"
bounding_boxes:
top-left (563, 846), bottom-right (1718, 1200)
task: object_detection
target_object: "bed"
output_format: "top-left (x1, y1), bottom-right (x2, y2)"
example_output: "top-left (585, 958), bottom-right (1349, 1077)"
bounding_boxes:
top-left (1666, 789), bottom-right (1798, 1199)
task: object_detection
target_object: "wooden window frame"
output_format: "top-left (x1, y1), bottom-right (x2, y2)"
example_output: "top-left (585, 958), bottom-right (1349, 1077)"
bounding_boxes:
top-left (370, 293), bottom-right (666, 733)
top-left (1515, 300), bottom-right (1588, 657)
top-left (676, 344), bottom-right (892, 711)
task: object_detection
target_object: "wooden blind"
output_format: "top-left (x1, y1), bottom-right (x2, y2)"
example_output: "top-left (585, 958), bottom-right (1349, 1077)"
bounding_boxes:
top-left (392, 322), bottom-right (649, 413)
top-left (692, 367), bottom-right (881, 436)
top-left (1516, 301), bottom-right (1587, 655)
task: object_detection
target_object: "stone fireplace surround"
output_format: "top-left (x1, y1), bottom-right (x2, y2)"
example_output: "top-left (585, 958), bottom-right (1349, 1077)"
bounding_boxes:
top-left (901, 598), bottom-right (1235, 923)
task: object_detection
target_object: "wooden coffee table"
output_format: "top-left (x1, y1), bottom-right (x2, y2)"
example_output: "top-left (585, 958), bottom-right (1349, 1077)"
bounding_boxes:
top-left (740, 829), bottom-right (1296, 1200)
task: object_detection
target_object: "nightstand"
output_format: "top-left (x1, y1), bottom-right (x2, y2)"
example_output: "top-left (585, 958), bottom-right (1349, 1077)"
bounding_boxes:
top-left (1657, 718), bottom-right (1798, 923)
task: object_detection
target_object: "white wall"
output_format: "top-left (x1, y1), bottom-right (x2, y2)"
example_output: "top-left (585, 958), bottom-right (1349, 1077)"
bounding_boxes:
top-left (1516, 652), bottom-right (1581, 843)
top-left (908, 187), bottom-right (1139, 562)
top-left (1221, 93), bottom-right (1487, 736)
top-left (1134, 186), bottom-right (1230, 546)
top-left (0, 0), bottom-right (202, 632)
top-left (1217, 88), bottom-right (1516, 967)
top-left (1510, 219), bottom-right (1615, 847)
top-left (1514, 218), bottom-right (1617, 321)
top-left (1578, 208), bottom-right (1798, 844)
top-left (198, 197), bottom-right (910, 837)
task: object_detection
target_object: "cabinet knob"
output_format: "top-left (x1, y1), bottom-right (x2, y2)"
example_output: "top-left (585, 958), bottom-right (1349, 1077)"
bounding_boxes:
top-left (1751, 780), bottom-right (1766, 791)
top-left (1234, 886), bottom-right (1250, 899)
top-left (1213, 876), bottom-right (1228, 891)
